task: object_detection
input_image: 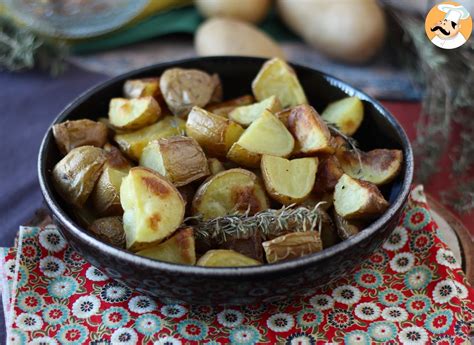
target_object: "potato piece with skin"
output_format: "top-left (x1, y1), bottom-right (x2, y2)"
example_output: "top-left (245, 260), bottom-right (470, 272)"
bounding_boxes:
top-left (52, 146), bottom-right (107, 207)
top-left (120, 167), bottom-right (185, 251)
top-left (160, 68), bottom-right (215, 117)
top-left (321, 97), bottom-right (364, 136)
top-left (114, 116), bottom-right (185, 161)
top-left (186, 106), bottom-right (244, 158)
top-left (89, 216), bottom-right (126, 248)
top-left (123, 78), bottom-right (161, 99)
top-left (300, 192), bottom-right (333, 212)
top-left (289, 104), bottom-right (333, 155)
top-left (192, 168), bottom-right (269, 219)
top-left (109, 97), bottom-right (161, 130)
top-left (140, 136), bottom-right (210, 187)
top-left (229, 95), bottom-right (282, 126)
top-left (90, 166), bottom-right (127, 216)
top-left (313, 155), bottom-right (343, 193)
top-left (262, 231), bottom-right (322, 263)
top-left (136, 227), bottom-right (196, 265)
top-left (53, 119), bottom-right (108, 155)
top-left (103, 143), bottom-right (132, 172)
top-left (206, 94), bottom-right (255, 116)
top-left (210, 74), bottom-right (223, 103)
top-left (196, 0), bottom-right (271, 24)
top-left (208, 158), bottom-right (225, 175)
top-left (261, 155), bottom-right (318, 205)
top-left (333, 209), bottom-right (365, 240)
top-left (252, 58), bottom-right (307, 108)
top-left (318, 208), bottom-right (339, 248)
top-left (219, 233), bottom-right (264, 262)
top-left (334, 174), bottom-right (389, 220)
top-left (197, 249), bottom-right (261, 267)
top-left (275, 108), bottom-right (292, 127)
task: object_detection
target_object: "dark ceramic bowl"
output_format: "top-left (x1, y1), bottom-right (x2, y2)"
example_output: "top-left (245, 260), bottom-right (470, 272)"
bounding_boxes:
top-left (38, 56), bottom-right (413, 305)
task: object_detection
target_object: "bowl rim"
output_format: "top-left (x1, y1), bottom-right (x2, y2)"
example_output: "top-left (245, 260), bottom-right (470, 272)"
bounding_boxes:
top-left (38, 56), bottom-right (414, 277)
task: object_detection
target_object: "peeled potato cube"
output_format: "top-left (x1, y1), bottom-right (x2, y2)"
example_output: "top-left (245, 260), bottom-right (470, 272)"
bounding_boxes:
top-left (333, 209), bottom-right (365, 240)
top-left (192, 168), bottom-right (269, 219)
top-left (90, 166), bottom-right (128, 216)
top-left (197, 249), bottom-right (261, 267)
top-left (334, 174), bottom-right (389, 220)
top-left (206, 94), bottom-right (255, 116)
top-left (262, 231), bottom-right (322, 263)
top-left (321, 97), bottom-right (364, 136)
top-left (289, 104), bottom-right (333, 155)
top-left (109, 97), bottom-right (161, 130)
top-left (252, 58), bottom-right (307, 108)
top-left (52, 146), bottom-right (107, 207)
top-left (208, 158), bottom-right (225, 175)
top-left (186, 106), bottom-right (244, 158)
top-left (136, 227), bottom-right (196, 265)
top-left (261, 155), bottom-right (318, 205)
top-left (53, 119), bottom-right (108, 155)
top-left (89, 217), bottom-right (126, 248)
top-left (140, 136), bottom-right (210, 187)
top-left (114, 116), bottom-right (186, 161)
top-left (123, 78), bottom-right (161, 99)
top-left (120, 167), bottom-right (185, 251)
top-left (313, 155), bottom-right (343, 193)
top-left (229, 95), bottom-right (282, 126)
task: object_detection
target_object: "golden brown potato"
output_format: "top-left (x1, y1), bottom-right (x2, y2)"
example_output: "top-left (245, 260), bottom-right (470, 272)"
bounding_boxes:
top-left (192, 168), bottom-right (269, 219)
top-left (53, 119), bottom-right (108, 155)
top-left (206, 94), bottom-right (255, 116)
top-left (288, 104), bottom-right (333, 155)
top-left (90, 166), bottom-right (128, 216)
top-left (207, 158), bottom-right (225, 175)
top-left (103, 143), bottom-right (132, 172)
top-left (136, 227), bottom-right (196, 265)
top-left (114, 116), bottom-right (186, 161)
top-left (186, 106), bottom-right (244, 158)
top-left (197, 249), bottom-right (261, 267)
top-left (140, 136), bottom-right (210, 187)
top-left (229, 95), bottom-right (282, 126)
top-left (120, 167), bottom-right (185, 251)
top-left (160, 68), bottom-right (215, 116)
top-left (123, 78), bottom-right (161, 99)
top-left (261, 155), bottom-right (318, 205)
top-left (89, 216), bottom-right (126, 248)
top-left (275, 108), bottom-right (292, 127)
top-left (52, 146), bottom-right (107, 207)
top-left (321, 97), bottom-right (364, 136)
top-left (109, 97), bottom-right (161, 130)
top-left (333, 209), bottom-right (365, 240)
top-left (252, 58), bottom-right (307, 108)
top-left (313, 155), bottom-right (343, 193)
top-left (262, 231), bottom-right (322, 263)
top-left (334, 174), bottom-right (389, 220)
top-left (336, 149), bottom-right (403, 186)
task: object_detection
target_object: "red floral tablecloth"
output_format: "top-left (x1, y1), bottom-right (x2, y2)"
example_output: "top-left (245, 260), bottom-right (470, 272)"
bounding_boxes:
top-left (1, 186), bottom-right (473, 344)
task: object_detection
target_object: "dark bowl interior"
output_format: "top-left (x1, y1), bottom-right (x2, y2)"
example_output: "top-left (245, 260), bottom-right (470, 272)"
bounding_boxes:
top-left (38, 56), bottom-right (413, 305)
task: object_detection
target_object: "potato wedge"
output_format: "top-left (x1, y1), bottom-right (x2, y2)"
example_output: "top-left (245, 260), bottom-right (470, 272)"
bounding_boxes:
top-left (313, 155), bottom-right (343, 193)
top-left (262, 231), bottom-right (322, 263)
top-left (336, 149), bottom-right (403, 186)
top-left (227, 110), bottom-right (294, 168)
top-left (333, 209), bottom-right (365, 240)
top-left (90, 166), bottom-right (128, 216)
top-left (252, 58), bottom-right (307, 108)
top-left (52, 146), bottom-right (107, 207)
top-left (109, 97), bottom-right (161, 130)
top-left (140, 136), bottom-right (209, 187)
top-left (334, 174), bottom-right (389, 220)
top-left (261, 155), bottom-right (318, 205)
top-left (120, 167), bottom-right (185, 251)
top-left (103, 143), bottom-right (132, 172)
top-left (160, 68), bottom-right (214, 116)
top-left (123, 78), bottom-right (161, 99)
top-left (206, 94), bottom-right (255, 116)
top-left (197, 249), bottom-right (261, 267)
top-left (136, 227), bottom-right (196, 265)
top-left (53, 119), bottom-right (108, 155)
top-left (321, 97), bottom-right (364, 136)
top-left (192, 168), bottom-right (269, 219)
top-left (208, 158), bottom-right (225, 175)
top-left (229, 95), bottom-right (282, 126)
top-left (89, 216), bottom-right (126, 248)
top-left (114, 116), bottom-right (186, 161)
top-left (186, 106), bottom-right (244, 158)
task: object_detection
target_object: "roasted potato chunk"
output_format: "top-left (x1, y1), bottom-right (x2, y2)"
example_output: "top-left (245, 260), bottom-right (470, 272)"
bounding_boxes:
top-left (262, 231), bottom-right (322, 263)
top-left (219, 233), bottom-right (264, 262)
top-left (103, 143), bottom-right (132, 172)
top-left (334, 174), bottom-right (389, 220)
top-left (252, 58), bottom-right (307, 108)
top-left (52, 146), bottom-right (107, 207)
top-left (186, 106), bottom-right (244, 158)
top-left (333, 209), bottom-right (365, 240)
top-left (313, 155), bottom-right (343, 193)
top-left (210, 73), bottom-right (223, 103)
top-left (136, 227), bottom-right (196, 265)
top-left (321, 97), bottom-right (364, 136)
top-left (227, 110), bottom-right (294, 168)
top-left (123, 78), bottom-right (161, 99)
top-left (318, 208), bottom-right (339, 248)
top-left (53, 119), bottom-right (108, 155)
top-left (208, 158), bottom-right (225, 175)
top-left (275, 108), bottom-right (292, 127)
top-left (261, 155), bottom-right (318, 204)
top-left (197, 249), bottom-right (261, 267)
top-left (109, 97), bottom-right (161, 130)
top-left (229, 95), bottom-right (282, 126)
top-left (206, 94), bottom-right (255, 116)
top-left (114, 116), bottom-right (186, 161)
top-left (140, 136), bottom-right (210, 187)
top-left (289, 104), bottom-right (333, 155)
top-left (120, 167), bottom-right (185, 251)
top-left (192, 168), bottom-right (269, 219)
top-left (336, 149), bottom-right (403, 186)
top-left (90, 166), bottom-right (128, 216)
top-left (300, 192), bottom-right (333, 212)
top-left (160, 68), bottom-right (215, 116)
top-left (89, 216), bottom-right (126, 248)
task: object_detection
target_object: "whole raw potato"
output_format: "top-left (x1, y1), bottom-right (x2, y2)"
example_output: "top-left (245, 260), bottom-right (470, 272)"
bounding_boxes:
top-left (196, 0), bottom-right (271, 23)
top-left (195, 18), bottom-right (285, 59)
top-left (277, 0), bottom-right (386, 63)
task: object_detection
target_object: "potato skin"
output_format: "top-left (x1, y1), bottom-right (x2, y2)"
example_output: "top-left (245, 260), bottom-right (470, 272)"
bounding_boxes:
top-left (313, 155), bottom-right (343, 193)
top-left (333, 209), bottom-right (365, 240)
top-left (103, 143), bottom-right (132, 172)
top-left (219, 233), bottom-right (264, 262)
top-left (206, 94), bottom-right (255, 116)
top-left (90, 166), bottom-right (127, 216)
top-left (262, 231), bottom-right (322, 263)
top-left (89, 216), bottom-right (126, 248)
top-left (53, 119), bottom-right (108, 155)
